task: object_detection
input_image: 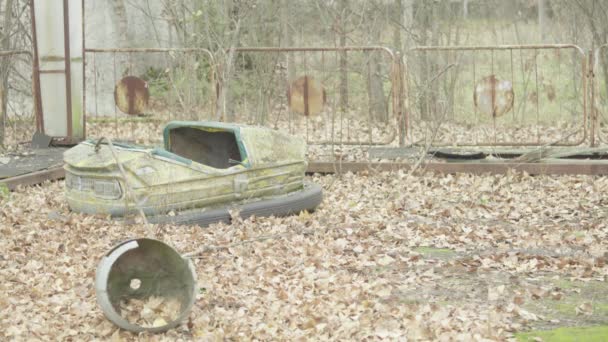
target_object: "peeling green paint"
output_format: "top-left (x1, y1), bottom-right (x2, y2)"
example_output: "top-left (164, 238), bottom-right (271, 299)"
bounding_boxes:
top-left (71, 95), bottom-right (83, 139)
top-left (64, 122), bottom-right (307, 216)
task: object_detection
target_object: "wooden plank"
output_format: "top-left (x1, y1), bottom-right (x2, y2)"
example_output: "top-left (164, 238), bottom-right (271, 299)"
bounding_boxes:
top-left (0, 166), bottom-right (65, 191)
top-left (307, 160), bottom-right (608, 175)
top-left (0, 148), bottom-right (67, 179)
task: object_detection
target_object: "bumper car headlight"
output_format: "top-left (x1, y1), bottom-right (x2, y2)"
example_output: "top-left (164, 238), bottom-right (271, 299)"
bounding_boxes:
top-left (66, 173), bottom-right (122, 199)
top-left (93, 179), bottom-right (122, 199)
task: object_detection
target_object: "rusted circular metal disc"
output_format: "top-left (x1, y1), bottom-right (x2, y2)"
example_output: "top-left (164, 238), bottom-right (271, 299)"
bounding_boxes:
top-left (288, 76), bottom-right (326, 116)
top-left (473, 75), bottom-right (514, 118)
top-left (114, 76), bottom-right (149, 115)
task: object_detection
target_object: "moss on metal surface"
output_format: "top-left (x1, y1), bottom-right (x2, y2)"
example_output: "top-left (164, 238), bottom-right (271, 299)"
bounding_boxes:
top-left (64, 122), bottom-right (307, 216)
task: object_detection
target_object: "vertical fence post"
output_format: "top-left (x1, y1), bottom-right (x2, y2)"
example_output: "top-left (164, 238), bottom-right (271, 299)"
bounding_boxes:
top-left (589, 49), bottom-right (596, 147)
top-left (392, 52), bottom-right (406, 146)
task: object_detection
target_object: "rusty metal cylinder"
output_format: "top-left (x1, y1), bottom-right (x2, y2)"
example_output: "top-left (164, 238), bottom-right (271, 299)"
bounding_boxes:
top-left (95, 238), bottom-right (196, 333)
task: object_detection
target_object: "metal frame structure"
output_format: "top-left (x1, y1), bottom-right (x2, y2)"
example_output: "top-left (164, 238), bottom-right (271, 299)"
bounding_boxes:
top-left (83, 47), bottom-right (216, 135)
top-left (9, 3), bottom-right (608, 176)
top-left (29, 0), bottom-right (84, 145)
top-left (227, 46), bottom-right (405, 146)
top-left (592, 44), bottom-right (608, 146)
top-left (407, 44), bottom-right (588, 147)
top-left (8, 42), bottom-right (608, 149)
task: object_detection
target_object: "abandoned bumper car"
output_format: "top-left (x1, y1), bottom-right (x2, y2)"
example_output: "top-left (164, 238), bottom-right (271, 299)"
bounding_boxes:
top-left (63, 121), bottom-right (322, 225)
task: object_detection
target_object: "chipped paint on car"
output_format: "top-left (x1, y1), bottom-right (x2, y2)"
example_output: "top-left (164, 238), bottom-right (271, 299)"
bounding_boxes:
top-left (64, 121), bottom-right (307, 216)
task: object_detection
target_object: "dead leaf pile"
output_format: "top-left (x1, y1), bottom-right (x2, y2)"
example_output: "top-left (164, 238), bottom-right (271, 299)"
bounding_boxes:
top-left (120, 296), bottom-right (182, 328)
top-left (1, 169), bottom-right (608, 340)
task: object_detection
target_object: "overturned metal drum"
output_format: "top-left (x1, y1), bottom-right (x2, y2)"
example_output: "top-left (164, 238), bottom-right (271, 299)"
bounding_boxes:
top-left (95, 238), bottom-right (196, 333)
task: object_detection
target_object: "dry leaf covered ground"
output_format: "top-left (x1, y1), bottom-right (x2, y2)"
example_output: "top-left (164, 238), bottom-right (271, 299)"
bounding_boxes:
top-left (2, 170), bottom-right (608, 341)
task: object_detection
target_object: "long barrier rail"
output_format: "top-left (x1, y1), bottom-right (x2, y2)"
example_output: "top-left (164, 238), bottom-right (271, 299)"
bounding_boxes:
top-left (225, 46), bottom-right (404, 148)
top-left (11, 43), bottom-right (608, 154)
top-left (593, 45), bottom-right (608, 146)
top-left (407, 44), bottom-right (587, 147)
top-left (82, 47), bottom-right (216, 144)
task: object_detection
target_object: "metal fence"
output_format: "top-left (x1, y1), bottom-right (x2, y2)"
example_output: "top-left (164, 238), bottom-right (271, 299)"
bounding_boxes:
top-left (10, 43), bottom-right (608, 159)
top-left (225, 47), bottom-right (403, 147)
top-left (83, 48), bottom-right (216, 146)
top-left (0, 50), bottom-right (35, 151)
top-left (593, 45), bottom-right (608, 146)
top-left (82, 46), bottom-right (406, 162)
top-left (406, 44), bottom-right (587, 147)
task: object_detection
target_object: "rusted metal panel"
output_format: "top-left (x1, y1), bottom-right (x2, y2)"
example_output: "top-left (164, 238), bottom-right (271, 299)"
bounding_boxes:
top-left (473, 75), bottom-right (514, 118)
top-left (114, 76), bottom-right (149, 115)
top-left (287, 76), bottom-right (325, 116)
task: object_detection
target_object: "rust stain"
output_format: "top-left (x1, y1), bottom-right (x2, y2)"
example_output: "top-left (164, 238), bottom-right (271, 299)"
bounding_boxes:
top-left (287, 75), bottom-right (325, 116)
top-left (474, 75), bottom-right (514, 118)
top-left (114, 76), bottom-right (149, 115)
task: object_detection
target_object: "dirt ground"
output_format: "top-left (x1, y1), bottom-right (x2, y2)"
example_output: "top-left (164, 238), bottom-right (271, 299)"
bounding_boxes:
top-left (2, 170), bottom-right (608, 341)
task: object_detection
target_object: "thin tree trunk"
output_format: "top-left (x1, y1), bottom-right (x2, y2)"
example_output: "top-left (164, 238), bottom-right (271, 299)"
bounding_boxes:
top-left (215, 16), bottom-right (241, 121)
top-left (0, 0), bottom-right (14, 147)
top-left (111, 0), bottom-right (131, 46)
top-left (338, 0), bottom-right (348, 115)
top-left (538, 0), bottom-right (546, 42)
top-left (368, 21), bottom-right (387, 122)
top-left (392, 0), bottom-right (403, 54)
top-left (280, 0), bottom-right (295, 82)
top-left (418, 0), bottom-right (432, 120)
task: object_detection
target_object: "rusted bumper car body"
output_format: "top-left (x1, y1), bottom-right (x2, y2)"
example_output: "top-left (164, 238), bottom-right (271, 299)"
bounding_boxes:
top-left (64, 121), bottom-right (322, 225)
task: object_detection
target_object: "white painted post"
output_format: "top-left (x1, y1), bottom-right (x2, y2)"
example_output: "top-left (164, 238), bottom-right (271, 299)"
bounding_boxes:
top-left (32, 0), bottom-right (83, 141)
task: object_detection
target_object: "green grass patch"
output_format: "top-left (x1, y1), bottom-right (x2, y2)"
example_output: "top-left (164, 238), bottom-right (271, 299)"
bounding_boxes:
top-left (516, 325), bottom-right (608, 342)
top-left (413, 246), bottom-right (456, 259)
top-left (0, 182), bottom-right (9, 200)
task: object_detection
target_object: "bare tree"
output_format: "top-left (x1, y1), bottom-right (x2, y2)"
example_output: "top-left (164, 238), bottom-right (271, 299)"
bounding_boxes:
top-left (365, 1), bottom-right (388, 122)
top-left (0, 0), bottom-right (14, 147)
top-left (337, 0), bottom-right (349, 115)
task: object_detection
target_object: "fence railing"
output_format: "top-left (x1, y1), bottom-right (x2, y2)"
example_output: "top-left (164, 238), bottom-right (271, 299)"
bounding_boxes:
top-left (225, 46), bottom-right (403, 149)
top-left (406, 44), bottom-right (587, 147)
top-left (593, 45), bottom-right (608, 146)
top-left (12, 43), bottom-right (608, 158)
top-left (83, 47), bottom-right (216, 145)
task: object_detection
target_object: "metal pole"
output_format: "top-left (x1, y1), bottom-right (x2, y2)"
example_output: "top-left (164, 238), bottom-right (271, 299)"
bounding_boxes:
top-left (29, 0), bottom-right (44, 133)
top-left (63, 0), bottom-right (73, 139)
